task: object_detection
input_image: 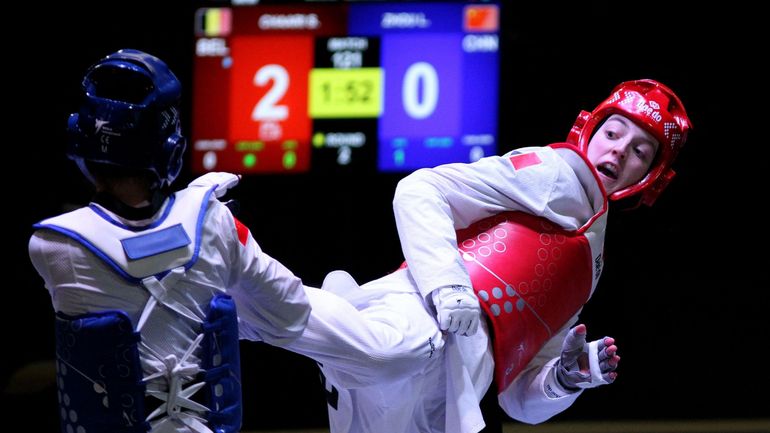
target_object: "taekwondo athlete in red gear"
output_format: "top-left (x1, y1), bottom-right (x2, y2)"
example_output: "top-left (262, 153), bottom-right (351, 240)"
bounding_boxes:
top-left (28, 49), bottom-right (310, 433)
top-left (282, 79), bottom-right (691, 433)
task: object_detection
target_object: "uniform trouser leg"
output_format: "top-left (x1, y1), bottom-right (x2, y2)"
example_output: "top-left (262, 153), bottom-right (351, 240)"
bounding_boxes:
top-left (284, 287), bottom-right (445, 388)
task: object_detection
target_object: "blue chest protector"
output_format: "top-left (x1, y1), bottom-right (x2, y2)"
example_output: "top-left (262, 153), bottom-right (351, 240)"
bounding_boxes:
top-left (39, 185), bottom-right (242, 433)
top-left (55, 309), bottom-right (148, 433)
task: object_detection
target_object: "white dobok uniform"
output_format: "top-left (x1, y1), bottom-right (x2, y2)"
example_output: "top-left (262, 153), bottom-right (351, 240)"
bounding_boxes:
top-left (286, 144), bottom-right (609, 433)
top-left (29, 174), bottom-right (310, 432)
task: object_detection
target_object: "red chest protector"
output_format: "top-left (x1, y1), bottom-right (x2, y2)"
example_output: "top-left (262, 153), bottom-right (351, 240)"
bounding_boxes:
top-left (457, 211), bottom-right (601, 392)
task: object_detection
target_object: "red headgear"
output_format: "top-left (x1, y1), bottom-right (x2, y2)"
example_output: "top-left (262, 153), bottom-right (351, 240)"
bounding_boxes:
top-left (567, 79), bottom-right (692, 206)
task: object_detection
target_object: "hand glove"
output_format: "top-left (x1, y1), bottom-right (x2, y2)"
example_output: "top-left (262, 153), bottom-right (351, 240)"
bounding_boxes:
top-left (188, 172), bottom-right (241, 198)
top-left (555, 324), bottom-right (619, 390)
top-left (431, 285), bottom-right (480, 336)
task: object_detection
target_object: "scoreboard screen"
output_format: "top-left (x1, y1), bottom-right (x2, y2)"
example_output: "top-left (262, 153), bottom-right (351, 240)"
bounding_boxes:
top-left (191, 1), bottom-right (500, 174)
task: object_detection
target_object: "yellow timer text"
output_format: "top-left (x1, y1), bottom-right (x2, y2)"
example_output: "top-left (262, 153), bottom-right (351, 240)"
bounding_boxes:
top-left (309, 67), bottom-right (383, 118)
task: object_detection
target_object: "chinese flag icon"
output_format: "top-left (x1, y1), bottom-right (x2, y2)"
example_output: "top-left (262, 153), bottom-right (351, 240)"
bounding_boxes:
top-left (464, 5), bottom-right (499, 32)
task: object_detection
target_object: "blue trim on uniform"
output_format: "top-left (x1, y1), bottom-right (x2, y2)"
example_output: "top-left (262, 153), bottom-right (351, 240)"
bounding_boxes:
top-left (88, 193), bottom-right (177, 231)
top-left (31, 224), bottom-right (142, 284)
top-left (187, 186), bottom-right (217, 272)
top-left (121, 223), bottom-right (191, 260)
top-left (32, 186), bottom-right (216, 283)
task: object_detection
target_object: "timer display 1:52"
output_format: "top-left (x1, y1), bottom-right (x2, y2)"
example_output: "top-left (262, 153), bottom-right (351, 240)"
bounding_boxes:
top-left (309, 68), bottom-right (383, 118)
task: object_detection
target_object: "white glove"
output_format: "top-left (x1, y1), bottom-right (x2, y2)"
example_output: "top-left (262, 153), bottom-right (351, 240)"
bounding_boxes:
top-left (188, 172), bottom-right (241, 198)
top-left (431, 285), bottom-right (480, 336)
top-left (555, 324), bottom-right (618, 390)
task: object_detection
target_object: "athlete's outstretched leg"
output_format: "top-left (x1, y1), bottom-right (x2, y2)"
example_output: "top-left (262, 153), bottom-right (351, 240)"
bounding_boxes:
top-left (284, 271), bottom-right (444, 388)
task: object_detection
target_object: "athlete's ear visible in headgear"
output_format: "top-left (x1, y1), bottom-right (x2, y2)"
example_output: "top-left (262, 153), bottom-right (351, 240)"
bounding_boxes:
top-left (67, 48), bottom-right (187, 189)
top-left (567, 79), bottom-right (692, 206)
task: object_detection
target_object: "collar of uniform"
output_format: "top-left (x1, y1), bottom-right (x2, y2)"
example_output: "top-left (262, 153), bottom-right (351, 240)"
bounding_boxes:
top-left (92, 189), bottom-right (168, 221)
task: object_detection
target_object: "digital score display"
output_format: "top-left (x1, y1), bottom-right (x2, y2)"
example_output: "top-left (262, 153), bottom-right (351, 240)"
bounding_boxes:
top-left (191, 1), bottom-right (500, 174)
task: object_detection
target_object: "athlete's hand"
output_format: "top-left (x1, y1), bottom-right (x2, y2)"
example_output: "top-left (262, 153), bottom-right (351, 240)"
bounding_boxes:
top-left (555, 324), bottom-right (619, 390)
top-left (431, 285), bottom-right (481, 336)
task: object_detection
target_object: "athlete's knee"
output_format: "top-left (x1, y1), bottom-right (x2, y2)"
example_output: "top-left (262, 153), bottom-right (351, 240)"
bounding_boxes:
top-left (362, 332), bottom-right (444, 382)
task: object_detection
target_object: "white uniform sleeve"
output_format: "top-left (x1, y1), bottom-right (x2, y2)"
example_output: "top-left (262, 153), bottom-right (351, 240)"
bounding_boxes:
top-left (497, 316), bottom-right (582, 424)
top-left (215, 203), bottom-right (311, 346)
top-left (393, 150), bottom-right (559, 300)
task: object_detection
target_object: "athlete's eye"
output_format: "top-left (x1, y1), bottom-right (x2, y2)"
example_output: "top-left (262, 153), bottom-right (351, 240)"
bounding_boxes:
top-left (633, 145), bottom-right (653, 163)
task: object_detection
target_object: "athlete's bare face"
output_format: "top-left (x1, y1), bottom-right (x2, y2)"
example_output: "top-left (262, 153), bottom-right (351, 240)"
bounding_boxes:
top-left (587, 114), bottom-right (659, 195)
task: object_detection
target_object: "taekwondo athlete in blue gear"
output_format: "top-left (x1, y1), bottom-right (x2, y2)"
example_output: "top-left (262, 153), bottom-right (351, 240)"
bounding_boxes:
top-left (29, 49), bottom-right (311, 433)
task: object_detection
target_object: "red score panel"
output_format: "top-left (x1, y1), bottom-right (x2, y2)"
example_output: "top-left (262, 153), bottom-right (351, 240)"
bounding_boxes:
top-left (190, 55), bottom-right (231, 174)
top-left (229, 35), bottom-right (314, 173)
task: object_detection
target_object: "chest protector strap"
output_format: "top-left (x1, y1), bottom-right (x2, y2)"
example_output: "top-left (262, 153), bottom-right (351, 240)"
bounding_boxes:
top-left (460, 211), bottom-right (595, 392)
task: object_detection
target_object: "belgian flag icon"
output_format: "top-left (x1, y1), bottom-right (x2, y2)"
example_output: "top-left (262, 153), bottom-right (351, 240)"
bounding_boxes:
top-left (195, 8), bottom-right (232, 37)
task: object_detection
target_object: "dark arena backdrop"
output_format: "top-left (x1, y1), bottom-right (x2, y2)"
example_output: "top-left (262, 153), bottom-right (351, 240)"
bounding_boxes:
top-left (6, 1), bottom-right (766, 431)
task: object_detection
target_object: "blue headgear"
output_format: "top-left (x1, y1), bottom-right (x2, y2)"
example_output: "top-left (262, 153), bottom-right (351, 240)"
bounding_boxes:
top-left (67, 49), bottom-right (186, 189)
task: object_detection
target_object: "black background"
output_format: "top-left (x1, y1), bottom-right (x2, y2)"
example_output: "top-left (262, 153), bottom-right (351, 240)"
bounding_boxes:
top-left (6, 1), bottom-right (767, 430)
